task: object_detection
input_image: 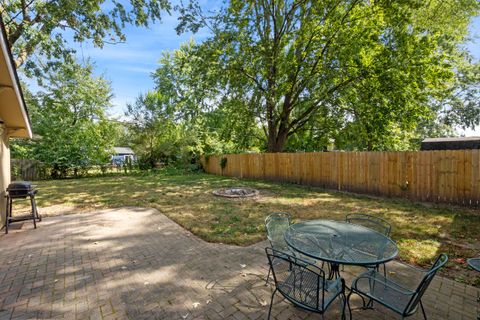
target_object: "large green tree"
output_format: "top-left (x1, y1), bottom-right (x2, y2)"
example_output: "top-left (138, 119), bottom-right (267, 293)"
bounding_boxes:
top-left (126, 91), bottom-right (178, 168)
top-left (125, 85), bottom-right (252, 169)
top-left (177, 0), bottom-right (479, 152)
top-left (12, 61), bottom-right (117, 177)
top-left (127, 41), bottom-right (263, 167)
top-left (1, 0), bottom-right (170, 73)
top-left (151, 43), bottom-right (263, 153)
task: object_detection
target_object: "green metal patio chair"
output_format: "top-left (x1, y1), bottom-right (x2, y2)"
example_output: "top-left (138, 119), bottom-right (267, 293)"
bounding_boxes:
top-left (345, 213), bottom-right (392, 277)
top-left (347, 253), bottom-right (448, 320)
top-left (467, 258), bottom-right (480, 272)
top-left (345, 213), bottom-right (392, 237)
top-left (265, 212), bottom-right (292, 252)
top-left (264, 212), bottom-right (293, 285)
top-left (467, 258), bottom-right (480, 320)
top-left (265, 247), bottom-right (347, 320)
top-left (264, 212), bottom-right (320, 284)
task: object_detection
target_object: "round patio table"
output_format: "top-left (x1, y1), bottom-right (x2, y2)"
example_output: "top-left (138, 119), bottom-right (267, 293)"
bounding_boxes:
top-left (284, 220), bottom-right (398, 279)
top-left (468, 258), bottom-right (480, 272)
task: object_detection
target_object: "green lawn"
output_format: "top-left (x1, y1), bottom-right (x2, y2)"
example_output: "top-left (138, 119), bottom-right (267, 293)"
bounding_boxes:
top-left (25, 171), bottom-right (480, 286)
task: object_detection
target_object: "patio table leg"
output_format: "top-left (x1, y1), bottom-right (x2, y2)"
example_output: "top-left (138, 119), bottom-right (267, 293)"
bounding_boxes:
top-left (328, 263), bottom-right (341, 279)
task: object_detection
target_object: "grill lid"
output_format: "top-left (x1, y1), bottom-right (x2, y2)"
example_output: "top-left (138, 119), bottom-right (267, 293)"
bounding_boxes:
top-left (7, 181), bottom-right (33, 190)
top-left (7, 181), bottom-right (35, 197)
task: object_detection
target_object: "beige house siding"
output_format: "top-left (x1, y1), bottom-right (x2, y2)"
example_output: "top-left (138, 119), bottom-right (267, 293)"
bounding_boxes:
top-left (0, 17), bottom-right (32, 229)
top-left (0, 130), bottom-right (9, 225)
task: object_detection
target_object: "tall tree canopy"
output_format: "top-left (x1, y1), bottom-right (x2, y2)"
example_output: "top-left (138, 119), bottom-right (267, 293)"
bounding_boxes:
top-left (126, 47), bottom-right (262, 169)
top-left (174, 0), bottom-right (480, 152)
top-left (1, 0), bottom-right (170, 73)
top-left (151, 43), bottom-right (263, 152)
top-left (12, 61), bottom-right (117, 177)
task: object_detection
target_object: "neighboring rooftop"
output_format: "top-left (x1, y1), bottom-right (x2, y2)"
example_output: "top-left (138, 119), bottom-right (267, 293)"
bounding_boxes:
top-left (421, 137), bottom-right (480, 150)
top-left (113, 147), bottom-right (135, 154)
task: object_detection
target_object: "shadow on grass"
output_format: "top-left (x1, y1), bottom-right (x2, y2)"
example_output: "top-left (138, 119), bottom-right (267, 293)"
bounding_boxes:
top-left (21, 172), bottom-right (480, 286)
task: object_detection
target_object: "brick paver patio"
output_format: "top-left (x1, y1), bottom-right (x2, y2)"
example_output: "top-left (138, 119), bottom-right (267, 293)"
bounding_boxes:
top-left (0, 207), bottom-right (477, 320)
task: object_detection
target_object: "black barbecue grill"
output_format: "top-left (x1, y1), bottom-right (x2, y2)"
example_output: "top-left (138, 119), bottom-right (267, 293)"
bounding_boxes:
top-left (4, 181), bottom-right (41, 233)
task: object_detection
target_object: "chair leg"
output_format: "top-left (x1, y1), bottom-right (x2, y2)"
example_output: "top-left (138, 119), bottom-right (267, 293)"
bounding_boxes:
top-left (346, 289), bottom-right (354, 320)
top-left (365, 298), bottom-right (374, 309)
top-left (328, 263), bottom-right (340, 279)
top-left (341, 292), bottom-right (347, 320)
top-left (419, 300), bottom-right (427, 320)
top-left (347, 287), bottom-right (374, 317)
top-left (267, 288), bottom-right (277, 320)
top-left (366, 273), bottom-right (375, 309)
top-left (265, 266), bottom-right (271, 286)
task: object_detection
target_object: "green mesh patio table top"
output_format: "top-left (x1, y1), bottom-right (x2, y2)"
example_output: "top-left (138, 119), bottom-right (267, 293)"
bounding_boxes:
top-left (284, 220), bottom-right (398, 266)
top-left (467, 258), bottom-right (480, 272)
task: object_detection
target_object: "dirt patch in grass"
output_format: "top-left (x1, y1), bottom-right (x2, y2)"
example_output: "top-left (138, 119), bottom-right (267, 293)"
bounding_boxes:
top-left (20, 171), bottom-right (480, 287)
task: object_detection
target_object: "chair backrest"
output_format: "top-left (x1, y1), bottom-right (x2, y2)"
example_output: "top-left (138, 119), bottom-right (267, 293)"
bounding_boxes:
top-left (265, 212), bottom-right (291, 251)
top-left (345, 213), bottom-right (392, 236)
top-left (404, 254), bottom-right (448, 315)
top-left (265, 247), bottom-right (328, 311)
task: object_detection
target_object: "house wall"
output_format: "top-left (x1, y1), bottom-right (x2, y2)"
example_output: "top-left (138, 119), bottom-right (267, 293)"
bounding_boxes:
top-left (0, 129), bottom-right (9, 226)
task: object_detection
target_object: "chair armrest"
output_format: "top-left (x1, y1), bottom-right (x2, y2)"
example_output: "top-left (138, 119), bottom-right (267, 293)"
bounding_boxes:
top-left (355, 272), bottom-right (416, 296)
top-left (393, 261), bottom-right (428, 274)
top-left (385, 261), bottom-right (427, 291)
top-left (294, 255), bottom-right (323, 273)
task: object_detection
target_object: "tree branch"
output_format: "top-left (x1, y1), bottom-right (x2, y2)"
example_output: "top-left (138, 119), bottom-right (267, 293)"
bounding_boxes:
top-left (288, 75), bottom-right (362, 133)
top-left (237, 67), bottom-right (267, 94)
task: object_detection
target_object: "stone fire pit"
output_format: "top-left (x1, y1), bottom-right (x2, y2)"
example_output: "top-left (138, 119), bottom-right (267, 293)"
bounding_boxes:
top-left (212, 187), bottom-right (259, 198)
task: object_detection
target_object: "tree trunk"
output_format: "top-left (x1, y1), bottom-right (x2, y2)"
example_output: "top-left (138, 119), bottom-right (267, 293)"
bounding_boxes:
top-left (267, 128), bottom-right (288, 152)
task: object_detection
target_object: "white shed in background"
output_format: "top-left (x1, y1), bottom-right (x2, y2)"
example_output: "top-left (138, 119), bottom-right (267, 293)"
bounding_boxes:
top-left (112, 147), bottom-right (136, 164)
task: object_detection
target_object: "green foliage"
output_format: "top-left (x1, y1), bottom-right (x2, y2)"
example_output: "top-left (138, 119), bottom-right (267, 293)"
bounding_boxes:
top-left (10, 140), bottom-right (33, 159)
top-left (1, 0), bottom-right (171, 76)
top-left (152, 42), bottom-right (263, 153)
top-left (175, 0), bottom-right (480, 152)
top-left (11, 61), bottom-right (117, 178)
top-left (433, 58), bottom-right (480, 130)
top-left (126, 43), bottom-right (264, 168)
top-left (126, 91), bottom-right (206, 169)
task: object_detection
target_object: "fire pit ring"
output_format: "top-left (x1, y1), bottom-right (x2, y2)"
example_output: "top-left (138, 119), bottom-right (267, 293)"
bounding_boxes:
top-left (212, 187), bottom-right (259, 198)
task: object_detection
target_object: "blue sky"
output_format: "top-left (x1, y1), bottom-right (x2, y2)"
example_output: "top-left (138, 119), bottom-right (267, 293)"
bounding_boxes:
top-left (72, 16), bottom-right (205, 118)
top-left (72, 1), bottom-right (219, 119)
top-left (73, 8), bottom-right (480, 134)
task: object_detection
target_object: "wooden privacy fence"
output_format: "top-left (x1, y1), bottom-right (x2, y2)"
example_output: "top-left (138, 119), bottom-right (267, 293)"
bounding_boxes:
top-left (11, 159), bottom-right (136, 180)
top-left (11, 159), bottom-right (48, 181)
top-left (201, 150), bottom-right (480, 206)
